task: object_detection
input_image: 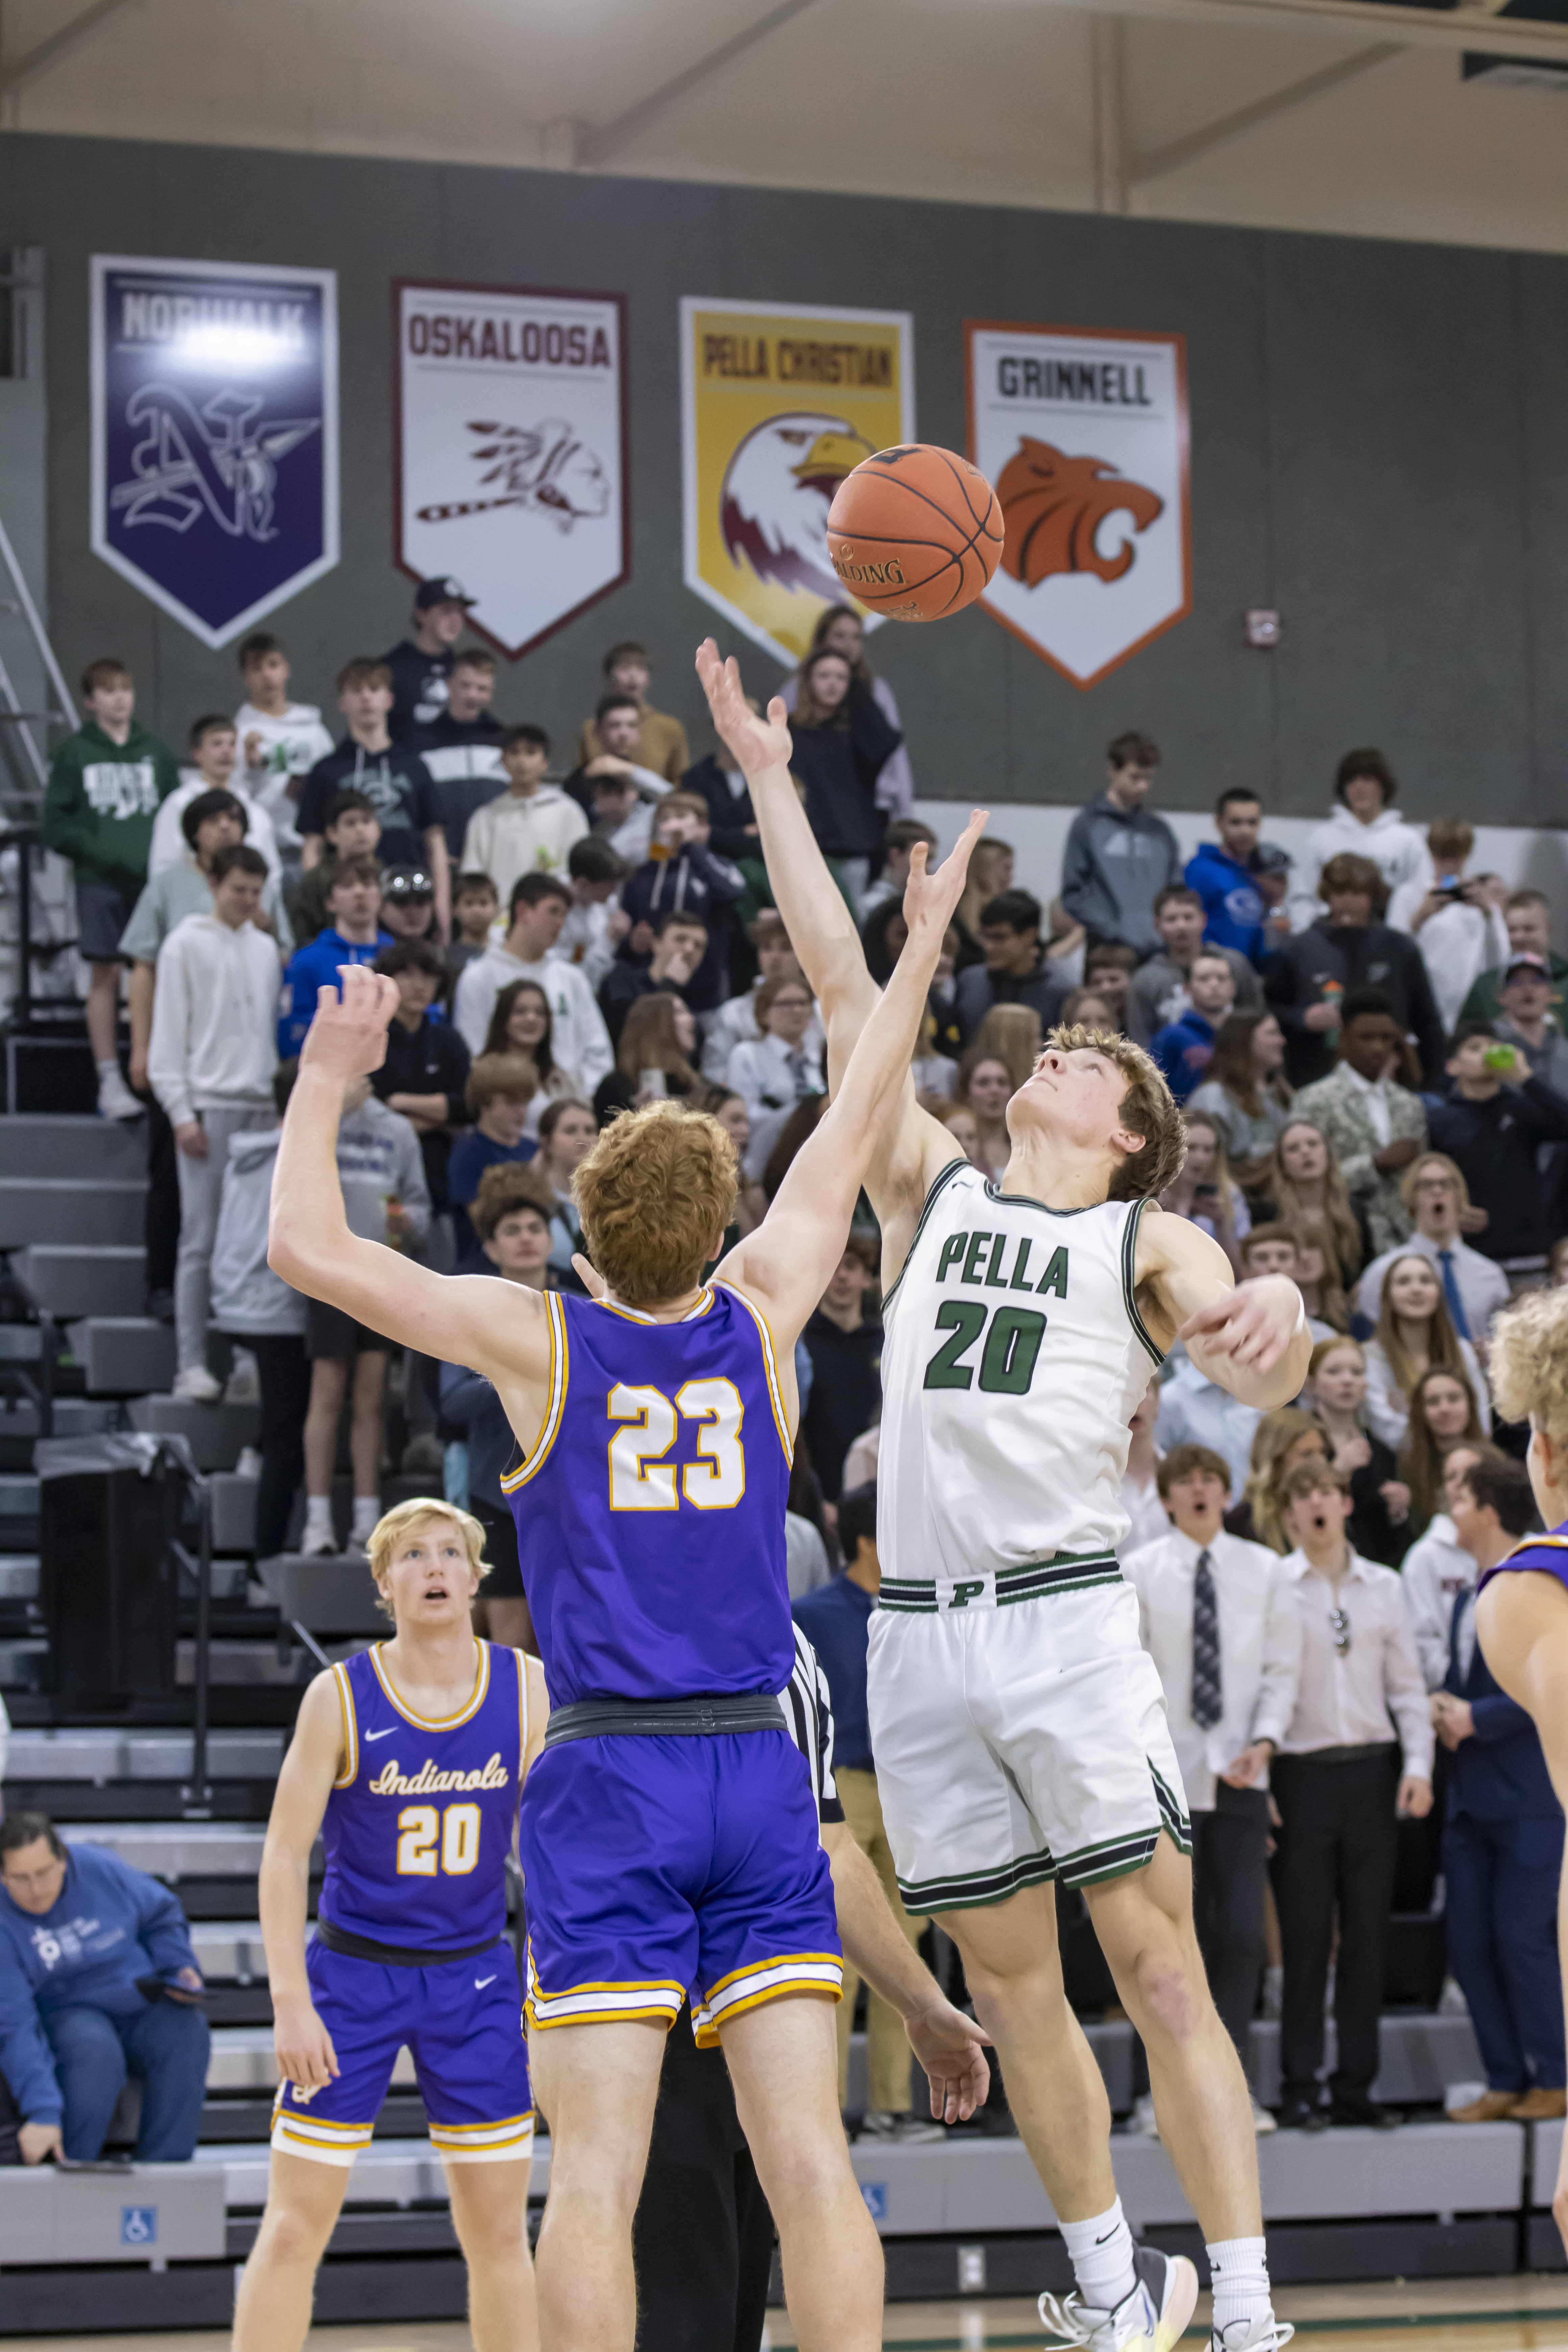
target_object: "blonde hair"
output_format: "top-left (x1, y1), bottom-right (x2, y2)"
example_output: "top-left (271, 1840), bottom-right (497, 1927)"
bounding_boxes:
top-left (1373, 1252), bottom-right (1467, 1405)
top-left (1269, 1121), bottom-right (1363, 1283)
top-left (959, 1004), bottom-right (1041, 1100)
top-left (1399, 1149), bottom-right (1471, 1217)
top-left (1176, 1109), bottom-right (1241, 1227)
top-left (466, 1052), bottom-right (538, 1116)
top-left (574, 1101), bottom-right (737, 1306)
top-left (1047, 1023), bottom-right (1185, 1201)
top-left (366, 1499), bottom-right (489, 1616)
top-left (1490, 1285), bottom-right (1568, 1451)
top-left (1243, 1407), bottom-right (1328, 1553)
top-left (1292, 1215), bottom-right (1350, 1334)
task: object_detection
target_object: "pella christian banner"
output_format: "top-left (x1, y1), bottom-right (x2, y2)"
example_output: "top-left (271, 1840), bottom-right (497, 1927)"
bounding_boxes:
top-left (965, 322), bottom-right (1191, 689)
top-left (681, 297), bottom-right (914, 668)
top-left (395, 282), bottom-right (629, 659)
top-left (90, 254), bottom-right (339, 649)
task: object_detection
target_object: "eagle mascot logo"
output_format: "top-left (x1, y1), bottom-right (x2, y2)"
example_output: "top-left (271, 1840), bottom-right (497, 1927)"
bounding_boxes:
top-left (997, 438), bottom-right (1163, 588)
top-left (720, 413), bottom-right (875, 603)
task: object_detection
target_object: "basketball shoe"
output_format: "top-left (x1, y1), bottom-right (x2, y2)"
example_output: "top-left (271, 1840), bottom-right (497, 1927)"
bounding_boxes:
top-left (1039, 2246), bottom-right (1198, 2352)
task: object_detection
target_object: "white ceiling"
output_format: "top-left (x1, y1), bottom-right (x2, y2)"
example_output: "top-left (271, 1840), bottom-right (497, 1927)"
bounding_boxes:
top-left (2, 0), bottom-right (1568, 253)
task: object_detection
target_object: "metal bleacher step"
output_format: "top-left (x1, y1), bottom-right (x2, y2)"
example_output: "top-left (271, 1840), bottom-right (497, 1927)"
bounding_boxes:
top-left (18, 1243), bottom-right (147, 1319)
top-left (69, 1315), bottom-right (177, 1395)
top-left (2, 1113), bottom-right (148, 1181)
top-left (58, 1818), bottom-right (268, 1878)
top-left (128, 1393), bottom-right (259, 1469)
top-left (7, 1728), bottom-right (284, 1782)
top-left (0, 1399), bottom-right (118, 1445)
top-left (0, 1176), bottom-right (146, 1248)
top-left (210, 1469), bottom-right (258, 1552)
top-left (0, 1552), bottom-right (38, 1598)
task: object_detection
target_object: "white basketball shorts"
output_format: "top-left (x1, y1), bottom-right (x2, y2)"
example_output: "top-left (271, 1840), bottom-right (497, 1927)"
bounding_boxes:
top-left (865, 1565), bottom-right (1192, 1913)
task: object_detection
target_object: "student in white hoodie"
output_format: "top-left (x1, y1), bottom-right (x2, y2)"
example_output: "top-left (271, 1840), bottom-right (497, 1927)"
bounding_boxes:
top-left (452, 871), bottom-right (612, 1094)
top-left (149, 716), bottom-right (283, 887)
top-left (458, 723), bottom-right (587, 903)
top-left (147, 847), bottom-right (280, 1401)
top-left (233, 632), bottom-right (334, 860)
top-left (1385, 820), bottom-right (1510, 1036)
top-left (1293, 749), bottom-right (1430, 929)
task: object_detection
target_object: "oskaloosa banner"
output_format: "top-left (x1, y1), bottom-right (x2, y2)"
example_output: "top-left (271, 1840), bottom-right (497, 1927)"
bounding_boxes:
top-left (681, 297), bottom-right (914, 667)
top-left (90, 254), bottom-right (338, 648)
top-left (965, 322), bottom-right (1191, 689)
top-left (395, 283), bottom-right (629, 658)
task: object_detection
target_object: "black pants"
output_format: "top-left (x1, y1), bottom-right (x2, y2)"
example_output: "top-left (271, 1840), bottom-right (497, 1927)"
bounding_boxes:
top-left (1271, 1745), bottom-right (1400, 2107)
top-left (1131, 1783), bottom-right (1270, 2095)
top-left (229, 1332), bottom-right (310, 1558)
top-left (632, 2005), bottom-right (774, 2352)
top-left (143, 1093), bottom-right (180, 1298)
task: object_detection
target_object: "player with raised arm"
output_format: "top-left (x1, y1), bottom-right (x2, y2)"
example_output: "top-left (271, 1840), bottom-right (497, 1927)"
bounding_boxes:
top-left (695, 639), bottom-right (1310, 2352)
top-left (1474, 1286), bottom-right (1568, 2259)
top-left (232, 1499), bottom-right (548, 2352)
top-left (268, 808), bottom-right (984, 2352)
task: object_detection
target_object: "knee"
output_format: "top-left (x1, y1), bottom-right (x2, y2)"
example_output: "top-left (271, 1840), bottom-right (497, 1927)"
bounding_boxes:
top-left (48, 2007), bottom-right (125, 2085)
top-left (257, 2192), bottom-right (338, 2266)
top-left (452, 2189), bottom-right (529, 2263)
top-left (1126, 1939), bottom-right (1208, 2044)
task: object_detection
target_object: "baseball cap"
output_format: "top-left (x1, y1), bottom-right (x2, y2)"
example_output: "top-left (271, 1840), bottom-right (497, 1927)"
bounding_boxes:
top-left (1252, 842), bottom-right (1293, 877)
top-left (413, 576), bottom-right (476, 612)
top-left (1503, 951), bottom-right (1550, 982)
top-left (381, 867), bottom-right (434, 902)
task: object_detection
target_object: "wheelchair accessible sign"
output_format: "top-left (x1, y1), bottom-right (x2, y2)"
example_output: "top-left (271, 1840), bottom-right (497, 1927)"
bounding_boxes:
top-left (120, 2204), bottom-right (158, 2246)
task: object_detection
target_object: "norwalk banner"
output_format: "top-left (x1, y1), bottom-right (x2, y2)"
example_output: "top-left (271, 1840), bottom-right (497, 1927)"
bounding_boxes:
top-left (681, 297), bottom-right (914, 667)
top-left (965, 322), bottom-right (1191, 689)
top-left (395, 283), bottom-right (629, 658)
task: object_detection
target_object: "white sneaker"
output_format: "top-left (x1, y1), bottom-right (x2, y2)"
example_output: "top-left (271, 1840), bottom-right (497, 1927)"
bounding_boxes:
top-left (1251, 2097), bottom-right (1278, 2136)
top-left (96, 1065), bottom-right (143, 1122)
top-left (858, 2109), bottom-right (945, 2143)
top-left (300, 1528), bottom-right (338, 1558)
top-left (1040, 2248), bottom-right (1198, 2352)
top-left (1127, 2093), bottom-right (1159, 2138)
top-left (1212, 2320), bottom-right (1295, 2352)
top-left (234, 1447), bottom-right (263, 1480)
top-left (172, 1365), bottom-right (223, 1403)
top-left (224, 1351), bottom-right (260, 1404)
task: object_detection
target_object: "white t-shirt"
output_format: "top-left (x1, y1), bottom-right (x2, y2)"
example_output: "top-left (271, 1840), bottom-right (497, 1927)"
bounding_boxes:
top-left (235, 701), bottom-right (335, 854)
top-left (149, 774), bottom-right (282, 886)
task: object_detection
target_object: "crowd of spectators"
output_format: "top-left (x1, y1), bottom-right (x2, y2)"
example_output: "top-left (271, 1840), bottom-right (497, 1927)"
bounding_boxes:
top-left (30, 579), bottom-right (1568, 2138)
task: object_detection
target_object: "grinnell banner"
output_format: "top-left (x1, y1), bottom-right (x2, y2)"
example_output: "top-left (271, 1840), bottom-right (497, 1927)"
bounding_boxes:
top-left (965, 322), bottom-right (1190, 689)
top-left (396, 283), bottom-right (628, 659)
top-left (90, 255), bottom-right (338, 648)
top-left (681, 297), bottom-right (914, 668)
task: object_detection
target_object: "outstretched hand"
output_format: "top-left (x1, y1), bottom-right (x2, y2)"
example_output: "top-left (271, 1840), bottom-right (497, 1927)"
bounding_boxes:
top-left (299, 962), bottom-right (399, 1084)
top-left (695, 639), bottom-right (793, 777)
top-left (900, 810), bottom-right (989, 947)
top-left (1179, 1273), bottom-right (1301, 1378)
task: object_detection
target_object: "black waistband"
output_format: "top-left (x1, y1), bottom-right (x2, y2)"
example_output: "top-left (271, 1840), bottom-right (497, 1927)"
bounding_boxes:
top-left (314, 1916), bottom-right (505, 1969)
top-left (543, 1693), bottom-right (786, 1748)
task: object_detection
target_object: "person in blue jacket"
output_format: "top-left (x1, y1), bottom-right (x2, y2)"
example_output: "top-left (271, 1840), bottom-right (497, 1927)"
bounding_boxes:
top-left (1150, 951), bottom-right (1237, 1104)
top-left (1435, 1453), bottom-right (1566, 2123)
top-left (276, 856), bottom-right (391, 1057)
top-left (1185, 789), bottom-right (1268, 965)
top-left (0, 1814), bottom-right (209, 2163)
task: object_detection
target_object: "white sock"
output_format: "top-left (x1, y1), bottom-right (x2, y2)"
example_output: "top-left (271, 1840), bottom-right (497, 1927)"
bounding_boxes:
top-left (1207, 2237), bottom-right (1272, 2341)
top-left (1061, 2200), bottom-right (1137, 2313)
top-left (351, 1495), bottom-right (380, 1539)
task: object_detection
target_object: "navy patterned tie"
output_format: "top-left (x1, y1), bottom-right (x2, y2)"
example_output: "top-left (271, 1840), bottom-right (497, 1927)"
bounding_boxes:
top-left (1192, 1548), bottom-right (1223, 1732)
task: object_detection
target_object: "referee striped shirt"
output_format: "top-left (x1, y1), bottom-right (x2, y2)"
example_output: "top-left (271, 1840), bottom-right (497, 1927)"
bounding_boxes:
top-left (780, 1624), bottom-right (846, 1826)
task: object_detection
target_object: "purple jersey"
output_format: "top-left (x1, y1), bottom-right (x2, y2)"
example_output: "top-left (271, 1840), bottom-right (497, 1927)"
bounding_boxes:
top-left (1478, 1519), bottom-right (1568, 1600)
top-left (504, 1283), bottom-right (794, 1705)
top-left (319, 1642), bottom-right (528, 1950)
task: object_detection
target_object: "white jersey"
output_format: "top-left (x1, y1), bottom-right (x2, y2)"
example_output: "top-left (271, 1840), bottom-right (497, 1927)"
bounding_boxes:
top-left (879, 1161), bottom-right (1163, 1594)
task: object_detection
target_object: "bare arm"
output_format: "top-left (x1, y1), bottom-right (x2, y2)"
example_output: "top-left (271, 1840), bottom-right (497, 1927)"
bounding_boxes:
top-left (522, 1652), bottom-right (551, 1776)
top-left (716, 811), bottom-right (985, 1355)
top-left (820, 1821), bottom-right (990, 2124)
top-left (127, 961), bottom-right (155, 1092)
top-left (1136, 1211), bottom-right (1310, 1409)
top-left (259, 1671), bottom-right (343, 2089)
top-left (424, 825), bottom-right (451, 943)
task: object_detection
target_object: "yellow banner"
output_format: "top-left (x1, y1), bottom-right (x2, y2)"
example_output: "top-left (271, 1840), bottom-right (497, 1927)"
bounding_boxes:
top-left (680, 297), bottom-right (914, 668)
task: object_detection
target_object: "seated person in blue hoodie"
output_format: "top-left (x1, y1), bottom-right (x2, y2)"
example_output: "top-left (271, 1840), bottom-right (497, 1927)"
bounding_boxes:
top-left (1151, 950), bottom-right (1238, 1103)
top-left (0, 1813), bottom-right (208, 2164)
top-left (1185, 789), bottom-right (1268, 965)
top-left (277, 855), bottom-right (391, 1057)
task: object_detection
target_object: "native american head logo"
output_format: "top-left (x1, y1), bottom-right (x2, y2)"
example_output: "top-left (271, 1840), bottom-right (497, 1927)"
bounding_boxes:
top-left (109, 383), bottom-right (320, 542)
top-left (997, 438), bottom-right (1164, 587)
top-left (720, 413), bottom-right (876, 602)
top-left (416, 419), bottom-right (611, 532)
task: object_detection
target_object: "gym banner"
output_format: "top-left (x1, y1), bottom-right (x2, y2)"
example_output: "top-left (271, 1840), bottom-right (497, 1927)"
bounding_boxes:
top-left (965, 322), bottom-right (1191, 689)
top-left (681, 297), bottom-right (914, 667)
top-left (395, 282), bottom-right (628, 660)
top-left (90, 254), bottom-right (338, 648)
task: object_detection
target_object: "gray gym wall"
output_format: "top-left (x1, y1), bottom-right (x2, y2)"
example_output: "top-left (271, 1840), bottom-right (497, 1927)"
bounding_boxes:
top-left (2, 128), bottom-right (1566, 825)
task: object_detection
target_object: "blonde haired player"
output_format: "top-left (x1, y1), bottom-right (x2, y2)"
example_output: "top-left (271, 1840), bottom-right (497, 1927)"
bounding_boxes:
top-left (1475, 1285), bottom-right (1568, 2257)
top-left (697, 637), bottom-right (1310, 2352)
top-left (232, 1501), bottom-right (547, 2352)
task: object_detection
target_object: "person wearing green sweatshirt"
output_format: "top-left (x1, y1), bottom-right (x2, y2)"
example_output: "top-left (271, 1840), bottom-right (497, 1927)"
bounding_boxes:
top-left (42, 657), bottom-right (180, 1121)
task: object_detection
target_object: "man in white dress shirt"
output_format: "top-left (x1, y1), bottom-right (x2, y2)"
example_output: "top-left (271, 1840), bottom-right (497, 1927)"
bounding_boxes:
top-left (1356, 1154), bottom-right (1509, 1349)
top-left (1124, 1446), bottom-right (1300, 2133)
top-left (1271, 1461), bottom-right (1433, 2130)
top-left (1401, 1441), bottom-right (1505, 1690)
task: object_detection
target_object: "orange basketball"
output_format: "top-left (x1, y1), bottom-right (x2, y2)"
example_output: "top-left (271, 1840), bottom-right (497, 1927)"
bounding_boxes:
top-left (825, 444), bottom-right (1004, 622)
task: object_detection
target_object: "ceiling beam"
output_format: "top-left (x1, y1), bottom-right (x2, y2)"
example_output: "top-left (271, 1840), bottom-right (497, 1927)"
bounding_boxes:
top-left (1048, 0), bottom-right (1568, 60)
top-left (0, 0), bottom-right (141, 99)
top-left (579, 0), bottom-right (826, 167)
top-left (1131, 41), bottom-right (1401, 183)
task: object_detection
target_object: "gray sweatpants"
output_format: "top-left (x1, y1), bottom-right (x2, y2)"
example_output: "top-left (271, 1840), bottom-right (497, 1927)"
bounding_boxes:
top-left (174, 1104), bottom-right (273, 1375)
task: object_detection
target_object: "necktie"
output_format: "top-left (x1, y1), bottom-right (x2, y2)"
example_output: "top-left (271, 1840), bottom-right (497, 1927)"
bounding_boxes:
top-left (788, 1049), bottom-right (812, 1100)
top-left (1438, 1249), bottom-right (1471, 1342)
top-left (1192, 1548), bottom-right (1223, 1732)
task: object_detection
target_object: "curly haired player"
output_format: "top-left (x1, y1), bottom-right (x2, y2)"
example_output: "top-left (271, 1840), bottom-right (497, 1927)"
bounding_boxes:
top-left (697, 636), bottom-right (1310, 2352)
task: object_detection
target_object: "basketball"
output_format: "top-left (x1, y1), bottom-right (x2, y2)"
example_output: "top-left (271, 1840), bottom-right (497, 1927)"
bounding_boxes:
top-left (825, 443), bottom-right (1004, 622)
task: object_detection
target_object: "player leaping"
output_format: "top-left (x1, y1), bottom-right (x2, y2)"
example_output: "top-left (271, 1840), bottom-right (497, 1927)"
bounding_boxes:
top-left (696, 638), bottom-right (1310, 2352)
top-left (268, 810), bottom-right (986, 2352)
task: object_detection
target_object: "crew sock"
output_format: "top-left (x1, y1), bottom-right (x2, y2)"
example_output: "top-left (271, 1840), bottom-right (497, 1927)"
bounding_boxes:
top-left (1061, 2200), bottom-right (1137, 2313)
top-left (1207, 2237), bottom-right (1272, 2342)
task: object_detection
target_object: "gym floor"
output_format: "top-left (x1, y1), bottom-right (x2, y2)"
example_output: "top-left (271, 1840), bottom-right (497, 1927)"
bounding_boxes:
top-left (13, 2277), bottom-right (1568, 2352)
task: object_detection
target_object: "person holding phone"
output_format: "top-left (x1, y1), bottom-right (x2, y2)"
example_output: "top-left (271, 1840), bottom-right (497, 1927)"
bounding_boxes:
top-left (1430, 1023), bottom-right (1568, 1279)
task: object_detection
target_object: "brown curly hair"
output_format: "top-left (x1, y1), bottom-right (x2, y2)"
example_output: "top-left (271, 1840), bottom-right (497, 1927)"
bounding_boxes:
top-left (471, 1162), bottom-right (559, 1245)
top-left (1044, 1023), bottom-right (1186, 1201)
top-left (574, 1101), bottom-right (738, 1306)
